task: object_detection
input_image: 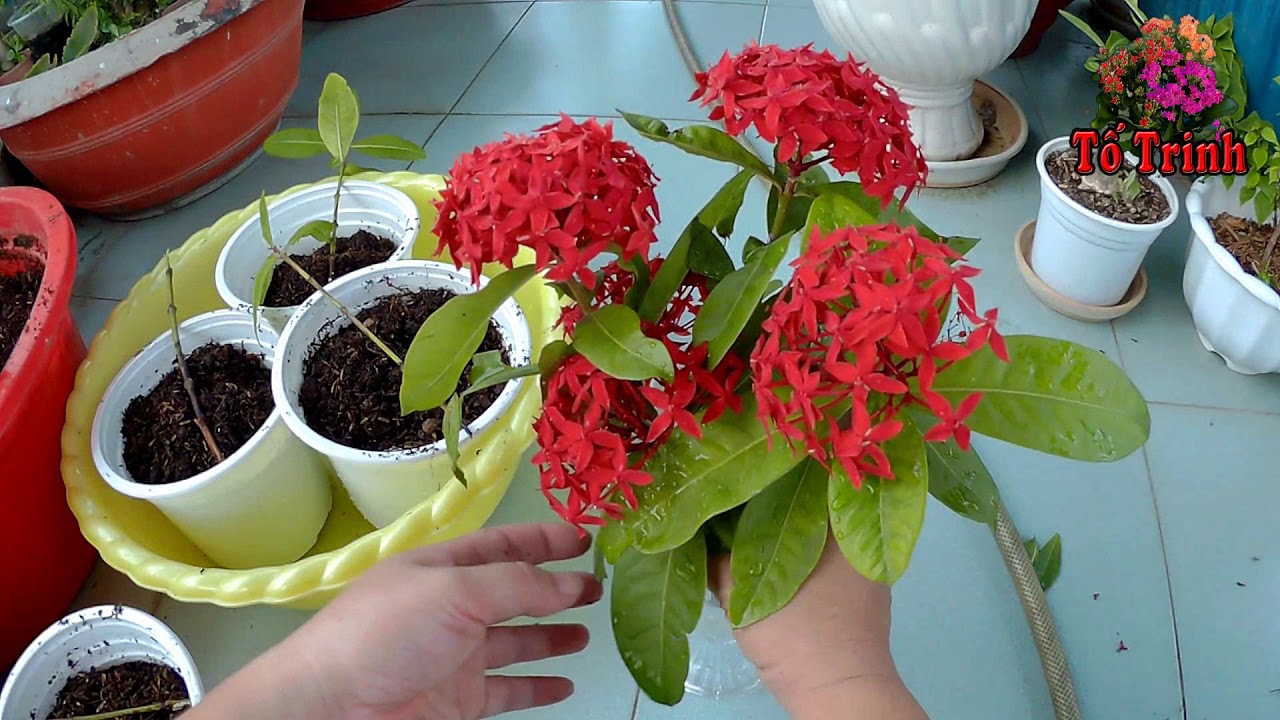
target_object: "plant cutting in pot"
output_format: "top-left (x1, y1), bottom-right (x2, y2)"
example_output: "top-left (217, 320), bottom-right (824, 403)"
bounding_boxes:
top-left (90, 255), bottom-right (331, 570)
top-left (216, 73), bottom-right (426, 333)
top-left (412, 43), bottom-right (1152, 705)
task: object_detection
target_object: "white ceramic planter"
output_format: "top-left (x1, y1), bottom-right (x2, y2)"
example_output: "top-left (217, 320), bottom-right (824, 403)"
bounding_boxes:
top-left (273, 260), bottom-right (534, 528)
top-left (0, 605), bottom-right (203, 720)
top-left (1184, 176), bottom-right (1280, 374)
top-left (813, 0), bottom-right (1036, 161)
top-left (91, 310), bottom-right (332, 569)
top-left (1031, 137), bottom-right (1179, 307)
top-left (215, 180), bottom-right (421, 333)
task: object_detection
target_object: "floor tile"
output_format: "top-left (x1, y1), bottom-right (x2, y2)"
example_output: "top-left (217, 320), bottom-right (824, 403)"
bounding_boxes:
top-left (287, 2), bottom-right (532, 116)
top-left (1146, 405), bottom-right (1280, 719)
top-left (69, 295), bottom-right (119, 345)
top-left (1013, 34), bottom-right (1098, 141)
top-left (453, 1), bottom-right (764, 119)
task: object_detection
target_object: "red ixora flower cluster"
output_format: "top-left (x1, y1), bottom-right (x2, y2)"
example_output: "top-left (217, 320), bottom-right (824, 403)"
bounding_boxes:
top-left (533, 264), bottom-right (746, 528)
top-left (691, 42), bottom-right (927, 205)
top-left (751, 225), bottom-right (1008, 489)
top-left (432, 115), bottom-right (660, 288)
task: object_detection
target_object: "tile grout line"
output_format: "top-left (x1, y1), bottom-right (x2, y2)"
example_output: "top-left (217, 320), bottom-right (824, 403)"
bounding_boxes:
top-left (1138, 445), bottom-right (1190, 720)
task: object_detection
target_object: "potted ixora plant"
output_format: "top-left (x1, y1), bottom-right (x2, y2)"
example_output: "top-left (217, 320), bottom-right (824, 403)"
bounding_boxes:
top-left (1184, 105), bottom-right (1280, 374)
top-left (380, 43), bottom-right (1150, 705)
top-left (215, 73), bottom-right (427, 333)
top-left (0, 605), bottom-right (202, 719)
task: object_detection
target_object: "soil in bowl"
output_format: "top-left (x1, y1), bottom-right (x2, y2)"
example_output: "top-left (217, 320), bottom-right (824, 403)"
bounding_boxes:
top-left (1046, 148), bottom-right (1171, 224)
top-left (0, 245), bottom-right (43, 369)
top-left (121, 343), bottom-right (272, 484)
top-left (300, 288), bottom-right (508, 452)
top-left (971, 96), bottom-right (1010, 158)
top-left (46, 660), bottom-right (189, 720)
top-left (263, 229), bottom-right (397, 307)
top-left (1207, 213), bottom-right (1280, 293)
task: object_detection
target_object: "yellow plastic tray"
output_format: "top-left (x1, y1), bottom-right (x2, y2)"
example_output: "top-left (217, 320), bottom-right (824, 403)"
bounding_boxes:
top-left (60, 172), bottom-right (558, 609)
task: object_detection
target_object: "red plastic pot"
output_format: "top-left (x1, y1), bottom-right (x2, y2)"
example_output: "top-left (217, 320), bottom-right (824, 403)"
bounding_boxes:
top-left (0, 187), bottom-right (94, 672)
top-left (0, 0), bottom-right (304, 218)
top-left (304, 0), bottom-right (409, 20)
top-left (1011, 0), bottom-right (1073, 58)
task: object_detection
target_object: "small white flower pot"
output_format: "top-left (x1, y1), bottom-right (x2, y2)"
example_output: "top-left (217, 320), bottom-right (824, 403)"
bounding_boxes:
top-left (272, 260), bottom-right (534, 529)
top-left (214, 180), bottom-right (421, 333)
top-left (1184, 176), bottom-right (1280, 374)
top-left (0, 605), bottom-right (203, 720)
top-left (91, 310), bottom-right (332, 569)
top-left (1031, 136), bottom-right (1180, 307)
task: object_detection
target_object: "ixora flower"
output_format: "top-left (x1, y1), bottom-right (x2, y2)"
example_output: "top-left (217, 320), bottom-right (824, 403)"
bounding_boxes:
top-left (403, 42), bottom-right (1151, 708)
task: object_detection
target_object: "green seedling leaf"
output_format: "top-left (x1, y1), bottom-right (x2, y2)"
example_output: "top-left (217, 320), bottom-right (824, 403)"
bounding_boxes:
top-left (317, 72), bottom-right (359, 161)
top-left (575, 304), bottom-right (675, 382)
top-left (620, 111), bottom-right (773, 180)
top-left (693, 236), bottom-right (791, 368)
top-left (288, 219), bottom-right (336, 247)
top-left (1033, 534), bottom-right (1063, 591)
top-left (263, 128), bottom-right (329, 159)
top-left (351, 133), bottom-right (426, 161)
top-left (62, 5), bottom-right (98, 63)
top-left (469, 350), bottom-right (504, 384)
top-left (443, 393), bottom-right (467, 487)
top-left (341, 162), bottom-right (372, 177)
top-left (465, 360), bottom-right (539, 396)
top-left (252, 194), bottom-right (275, 339)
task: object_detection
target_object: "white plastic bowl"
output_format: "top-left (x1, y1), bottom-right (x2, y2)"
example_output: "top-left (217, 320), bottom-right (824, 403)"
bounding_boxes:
top-left (273, 260), bottom-right (533, 529)
top-left (1031, 136), bottom-right (1179, 307)
top-left (0, 605), bottom-right (203, 720)
top-left (90, 310), bottom-right (332, 569)
top-left (214, 180), bottom-right (421, 333)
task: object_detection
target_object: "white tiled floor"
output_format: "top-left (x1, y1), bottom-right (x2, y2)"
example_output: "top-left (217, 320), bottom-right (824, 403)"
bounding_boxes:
top-left (63, 1), bottom-right (1280, 719)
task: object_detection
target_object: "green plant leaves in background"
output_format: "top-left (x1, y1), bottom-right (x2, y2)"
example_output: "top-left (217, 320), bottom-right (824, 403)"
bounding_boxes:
top-left (692, 236), bottom-right (791, 368)
top-left (620, 111), bottom-right (773, 180)
top-left (686, 222), bottom-right (736, 282)
top-left (805, 191), bottom-right (877, 235)
top-left (728, 459), bottom-right (829, 627)
top-left (829, 422), bottom-right (928, 584)
top-left (1024, 534), bottom-right (1063, 592)
top-left (351, 134), bottom-right (426, 161)
top-left (931, 335), bottom-right (1151, 462)
top-left (574, 304), bottom-right (675, 382)
top-left (318, 72), bottom-right (359, 161)
top-left (62, 6), bottom-right (98, 63)
top-left (263, 128), bottom-right (329, 159)
top-left (910, 410), bottom-right (1000, 527)
top-left (610, 535), bottom-right (707, 706)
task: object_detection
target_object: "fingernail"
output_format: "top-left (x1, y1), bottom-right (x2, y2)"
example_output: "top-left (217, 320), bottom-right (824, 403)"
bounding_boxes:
top-left (572, 577), bottom-right (604, 608)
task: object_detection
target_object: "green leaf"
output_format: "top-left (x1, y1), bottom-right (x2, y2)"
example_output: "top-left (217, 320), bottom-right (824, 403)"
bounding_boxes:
top-left (766, 184), bottom-right (813, 240)
top-left (693, 236), bottom-right (791, 368)
top-left (611, 536), bottom-right (707, 706)
top-left (805, 191), bottom-right (876, 234)
top-left (728, 459), bottom-right (829, 627)
top-left (1263, 125), bottom-right (1278, 146)
top-left (687, 221), bottom-right (735, 282)
top-left (931, 335), bottom-right (1151, 462)
top-left (574, 304), bottom-right (675, 382)
top-left (1058, 10), bottom-right (1107, 48)
top-left (25, 54), bottom-right (52, 78)
top-left (620, 111), bottom-right (773, 180)
top-left (639, 225), bottom-right (693, 322)
top-left (593, 537), bottom-right (609, 582)
top-left (263, 128), bottom-right (329, 159)
top-left (741, 236), bottom-right (767, 265)
top-left (1254, 147), bottom-right (1268, 169)
top-left (538, 339), bottom-right (574, 378)
top-left (699, 170), bottom-right (753, 237)
top-left (351, 133), bottom-right (426, 161)
top-left (1023, 538), bottom-right (1040, 563)
top-left (62, 6), bottom-right (98, 63)
top-left (443, 394), bottom-right (467, 487)
top-left (252, 256), bottom-right (276, 328)
top-left (317, 73), bottom-right (359, 161)
top-left (708, 506), bottom-right (744, 551)
top-left (829, 422), bottom-right (928, 584)
top-left (1033, 534), bottom-right (1063, 591)
top-left (465, 359), bottom-right (539, 396)
top-left (468, 350), bottom-right (505, 384)
top-left (910, 410), bottom-right (1000, 526)
top-left (400, 265), bottom-right (538, 413)
top-left (341, 162), bottom-right (373, 177)
top-left (946, 236), bottom-right (981, 259)
top-left (288, 219), bottom-right (336, 247)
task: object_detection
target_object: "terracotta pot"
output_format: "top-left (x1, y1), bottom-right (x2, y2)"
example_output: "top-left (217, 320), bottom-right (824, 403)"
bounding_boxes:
top-left (1011, 0), bottom-right (1073, 58)
top-left (303, 0), bottom-right (409, 21)
top-left (0, 0), bottom-right (304, 218)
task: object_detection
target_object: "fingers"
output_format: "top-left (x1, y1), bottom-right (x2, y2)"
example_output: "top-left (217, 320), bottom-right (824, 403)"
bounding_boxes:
top-left (404, 523), bottom-right (590, 569)
top-left (458, 564), bottom-right (603, 625)
top-left (484, 624), bottom-right (590, 669)
top-left (483, 676), bottom-right (574, 717)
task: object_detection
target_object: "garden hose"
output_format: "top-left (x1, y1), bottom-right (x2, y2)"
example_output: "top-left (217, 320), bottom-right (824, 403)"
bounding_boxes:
top-left (660, 3), bottom-right (1085, 718)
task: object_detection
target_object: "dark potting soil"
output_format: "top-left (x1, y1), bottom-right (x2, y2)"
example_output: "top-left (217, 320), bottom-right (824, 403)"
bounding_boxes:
top-left (263, 229), bottom-right (396, 307)
top-left (46, 661), bottom-right (188, 720)
top-left (300, 288), bottom-right (507, 452)
top-left (1208, 213), bottom-right (1280, 290)
top-left (121, 343), bottom-right (272, 484)
top-left (0, 250), bottom-right (43, 370)
top-left (1046, 148), bottom-right (1171, 225)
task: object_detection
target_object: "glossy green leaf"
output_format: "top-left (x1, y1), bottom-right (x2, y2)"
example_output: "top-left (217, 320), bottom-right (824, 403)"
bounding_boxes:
top-left (341, 162), bottom-right (373, 177)
top-left (910, 410), bottom-right (1000, 526)
top-left (687, 221), bottom-right (735, 282)
top-left (288, 219), bottom-right (336, 247)
top-left (1024, 538), bottom-right (1040, 563)
top-left (829, 422), bottom-right (928, 584)
top-left (465, 360), bottom-right (539, 396)
top-left (946, 236), bottom-right (981, 259)
top-left (805, 191), bottom-right (876, 234)
top-left (767, 184), bottom-right (813, 240)
top-left (443, 394), bottom-right (467, 487)
top-left (1034, 534), bottom-right (1063, 591)
top-left (351, 133), bottom-right (426, 161)
top-left (620, 111), bottom-right (772, 179)
top-left (708, 506), bottom-right (744, 552)
top-left (728, 459), bottom-right (829, 627)
top-left (400, 265), bottom-right (538, 413)
top-left (693, 237), bottom-right (790, 368)
top-left (317, 73), bottom-right (359, 160)
top-left (468, 351), bottom-right (504, 384)
top-left (263, 128), bottom-right (328, 159)
top-left (538, 339), bottom-right (574, 378)
top-left (62, 6), bottom-right (98, 63)
top-left (741, 236), bottom-right (767, 265)
top-left (639, 224), bottom-right (693, 321)
top-left (575, 304), bottom-right (675, 382)
top-left (699, 170), bottom-right (753, 237)
top-left (611, 536), bottom-right (707, 706)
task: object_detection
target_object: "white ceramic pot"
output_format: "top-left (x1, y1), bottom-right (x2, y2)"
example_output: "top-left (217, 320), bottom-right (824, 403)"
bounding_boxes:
top-left (273, 260), bottom-right (534, 528)
top-left (813, 0), bottom-right (1036, 161)
top-left (215, 180), bottom-right (421, 333)
top-left (91, 310), bottom-right (332, 569)
top-left (0, 605), bottom-right (203, 719)
top-left (1030, 137), bottom-right (1179, 307)
top-left (1184, 176), bottom-right (1280, 374)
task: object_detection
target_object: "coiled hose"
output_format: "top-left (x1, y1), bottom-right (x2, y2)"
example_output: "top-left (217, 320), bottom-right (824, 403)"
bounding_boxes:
top-left (659, 3), bottom-right (1084, 717)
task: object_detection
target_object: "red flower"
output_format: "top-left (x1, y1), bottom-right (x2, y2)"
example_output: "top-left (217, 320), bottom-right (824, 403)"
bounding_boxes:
top-left (751, 224), bottom-right (1007, 489)
top-left (432, 115), bottom-right (660, 287)
top-left (691, 42), bottom-right (927, 207)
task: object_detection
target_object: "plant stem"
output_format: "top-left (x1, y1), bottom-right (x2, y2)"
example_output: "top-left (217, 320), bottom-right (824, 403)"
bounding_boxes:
top-left (1263, 212), bottom-right (1280, 275)
top-left (329, 170), bottom-right (344, 282)
top-left (769, 178), bottom-right (796, 241)
top-left (52, 699), bottom-right (191, 720)
top-left (268, 247), bottom-right (403, 366)
top-left (164, 253), bottom-right (224, 464)
top-left (566, 278), bottom-right (595, 309)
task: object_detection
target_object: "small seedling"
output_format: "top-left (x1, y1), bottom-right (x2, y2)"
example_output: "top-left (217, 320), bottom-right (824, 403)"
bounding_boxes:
top-left (25, 4), bottom-right (98, 78)
top-left (1023, 534), bottom-right (1063, 592)
top-left (163, 252), bottom-right (223, 464)
top-left (1118, 171), bottom-right (1142, 203)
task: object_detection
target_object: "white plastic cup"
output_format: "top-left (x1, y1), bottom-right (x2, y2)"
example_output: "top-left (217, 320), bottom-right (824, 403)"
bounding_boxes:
top-left (0, 605), bottom-right (203, 720)
top-left (273, 260), bottom-right (533, 528)
top-left (91, 310), bottom-right (332, 569)
top-left (215, 180), bottom-right (421, 333)
top-left (1031, 136), bottom-right (1179, 307)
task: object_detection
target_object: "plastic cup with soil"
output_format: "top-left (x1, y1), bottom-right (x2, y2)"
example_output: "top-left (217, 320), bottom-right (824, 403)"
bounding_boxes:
top-left (0, 605), bottom-right (203, 720)
top-left (273, 260), bottom-right (534, 529)
top-left (0, 234), bottom-right (43, 370)
top-left (91, 309), bottom-right (331, 570)
top-left (214, 180), bottom-right (422, 333)
top-left (1044, 147), bottom-right (1172, 225)
top-left (1206, 212), bottom-right (1280, 294)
